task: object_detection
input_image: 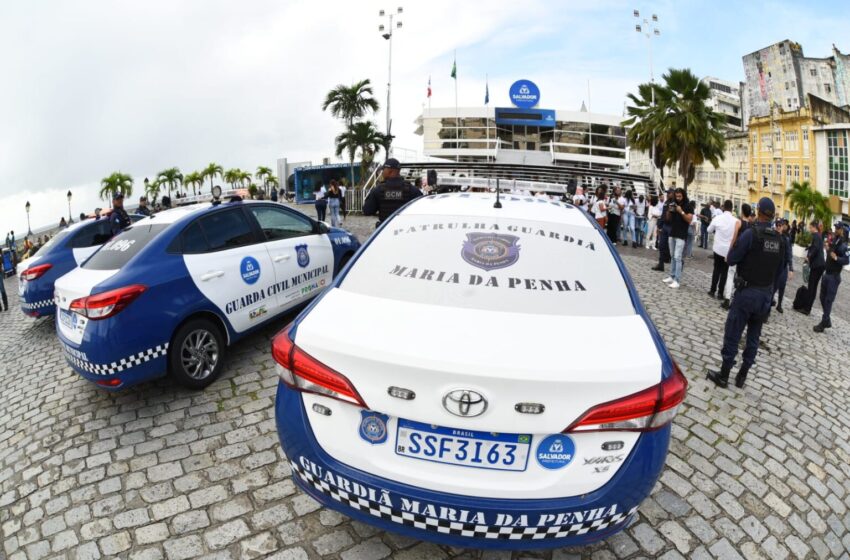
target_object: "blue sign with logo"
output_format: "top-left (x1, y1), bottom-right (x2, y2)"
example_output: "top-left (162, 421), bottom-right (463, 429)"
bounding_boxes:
top-left (240, 256), bottom-right (261, 285)
top-left (359, 410), bottom-right (389, 445)
top-left (295, 244), bottom-right (310, 268)
top-left (509, 79), bottom-right (540, 108)
top-left (536, 434), bottom-right (576, 470)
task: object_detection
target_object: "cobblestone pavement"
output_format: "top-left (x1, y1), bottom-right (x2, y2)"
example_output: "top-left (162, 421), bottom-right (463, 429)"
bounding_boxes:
top-left (2, 212), bottom-right (850, 559)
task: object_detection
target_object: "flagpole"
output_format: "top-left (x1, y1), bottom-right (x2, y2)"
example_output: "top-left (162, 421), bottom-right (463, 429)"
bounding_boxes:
top-left (485, 73), bottom-right (490, 163)
top-left (454, 51), bottom-right (459, 164)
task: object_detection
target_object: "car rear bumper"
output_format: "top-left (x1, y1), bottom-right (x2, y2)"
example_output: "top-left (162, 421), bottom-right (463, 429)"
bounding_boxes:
top-left (275, 383), bottom-right (670, 549)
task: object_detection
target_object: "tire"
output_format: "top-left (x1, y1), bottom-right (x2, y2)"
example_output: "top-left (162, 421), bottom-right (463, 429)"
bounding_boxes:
top-left (169, 318), bottom-right (226, 390)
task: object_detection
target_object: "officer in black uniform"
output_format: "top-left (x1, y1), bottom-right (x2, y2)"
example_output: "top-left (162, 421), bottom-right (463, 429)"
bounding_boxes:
top-left (707, 197), bottom-right (784, 389)
top-left (814, 221), bottom-right (850, 332)
top-left (363, 158), bottom-right (422, 226)
top-left (110, 192), bottom-right (131, 237)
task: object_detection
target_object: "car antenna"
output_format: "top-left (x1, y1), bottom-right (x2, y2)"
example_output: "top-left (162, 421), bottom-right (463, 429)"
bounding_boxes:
top-left (494, 178), bottom-right (502, 209)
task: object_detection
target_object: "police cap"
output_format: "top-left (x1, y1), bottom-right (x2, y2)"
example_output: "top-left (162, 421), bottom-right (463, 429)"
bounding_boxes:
top-left (383, 158), bottom-right (401, 170)
top-left (756, 197), bottom-right (775, 217)
top-left (113, 192), bottom-right (124, 201)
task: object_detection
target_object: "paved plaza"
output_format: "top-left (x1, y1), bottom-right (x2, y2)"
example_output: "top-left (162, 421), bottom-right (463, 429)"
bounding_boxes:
top-left (2, 213), bottom-right (850, 559)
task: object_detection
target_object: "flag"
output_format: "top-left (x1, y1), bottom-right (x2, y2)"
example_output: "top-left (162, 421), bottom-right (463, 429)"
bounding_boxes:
top-left (450, 58), bottom-right (456, 79)
top-left (427, 76), bottom-right (432, 98)
top-left (485, 79), bottom-right (489, 105)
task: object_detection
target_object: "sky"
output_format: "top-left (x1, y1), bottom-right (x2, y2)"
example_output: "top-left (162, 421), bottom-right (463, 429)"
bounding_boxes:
top-left (2, 0), bottom-right (850, 236)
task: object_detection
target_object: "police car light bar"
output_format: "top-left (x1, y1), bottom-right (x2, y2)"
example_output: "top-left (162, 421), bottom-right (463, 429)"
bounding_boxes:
top-left (69, 285), bottom-right (147, 320)
top-left (272, 326), bottom-right (368, 408)
top-left (564, 363), bottom-right (688, 433)
top-left (437, 176), bottom-right (570, 195)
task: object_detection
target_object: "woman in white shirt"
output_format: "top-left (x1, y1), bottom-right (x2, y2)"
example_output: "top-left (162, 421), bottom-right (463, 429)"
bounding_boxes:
top-left (645, 195), bottom-right (662, 249)
top-left (592, 186), bottom-right (608, 228)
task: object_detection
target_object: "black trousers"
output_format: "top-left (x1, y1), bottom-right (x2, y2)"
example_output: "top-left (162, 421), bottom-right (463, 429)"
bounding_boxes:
top-left (803, 266), bottom-right (825, 312)
top-left (606, 214), bottom-right (621, 243)
top-left (657, 225), bottom-right (671, 265)
top-left (710, 252), bottom-right (729, 295)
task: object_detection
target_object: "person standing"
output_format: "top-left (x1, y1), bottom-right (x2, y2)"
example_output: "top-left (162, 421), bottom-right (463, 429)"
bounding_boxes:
top-left (634, 194), bottom-right (647, 248)
top-left (652, 189), bottom-right (674, 271)
top-left (606, 187), bottom-right (624, 244)
top-left (621, 190), bottom-right (636, 247)
top-left (796, 221), bottom-right (825, 316)
top-left (814, 221), bottom-right (849, 332)
top-left (707, 200), bottom-right (737, 299)
top-left (326, 180), bottom-right (342, 227)
top-left (721, 203), bottom-right (754, 310)
top-left (662, 188), bottom-right (694, 289)
top-left (771, 219), bottom-right (794, 313)
top-left (645, 195), bottom-right (661, 249)
top-left (136, 196), bottom-right (152, 216)
top-left (591, 186), bottom-right (608, 229)
top-left (685, 211), bottom-right (698, 258)
top-left (362, 158), bottom-right (422, 226)
top-left (790, 219), bottom-right (798, 246)
top-left (339, 182), bottom-right (347, 222)
top-left (572, 187), bottom-right (587, 212)
top-left (109, 193), bottom-right (131, 236)
top-left (707, 198), bottom-right (784, 389)
top-left (699, 203), bottom-right (713, 249)
top-left (314, 184), bottom-right (327, 222)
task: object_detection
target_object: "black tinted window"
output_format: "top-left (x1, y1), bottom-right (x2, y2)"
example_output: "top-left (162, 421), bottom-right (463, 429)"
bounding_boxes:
top-left (181, 222), bottom-right (209, 253)
top-left (199, 209), bottom-right (256, 251)
top-left (83, 224), bottom-right (168, 270)
top-left (249, 206), bottom-right (314, 241)
top-left (71, 221), bottom-right (112, 248)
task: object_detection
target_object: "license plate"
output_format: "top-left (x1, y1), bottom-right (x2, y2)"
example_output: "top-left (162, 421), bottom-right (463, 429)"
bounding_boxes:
top-left (59, 310), bottom-right (73, 329)
top-left (395, 418), bottom-right (531, 472)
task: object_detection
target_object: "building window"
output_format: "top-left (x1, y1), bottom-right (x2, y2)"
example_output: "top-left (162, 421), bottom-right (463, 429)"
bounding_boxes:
top-left (825, 83), bottom-right (833, 94)
top-left (794, 165), bottom-right (800, 181)
top-left (804, 166), bottom-right (810, 180)
top-left (827, 130), bottom-right (849, 197)
top-left (761, 133), bottom-right (770, 151)
top-left (767, 164), bottom-right (772, 179)
top-left (802, 128), bottom-right (809, 142)
top-left (784, 131), bottom-right (799, 151)
top-left (810, 68), bottom-right (817, 77)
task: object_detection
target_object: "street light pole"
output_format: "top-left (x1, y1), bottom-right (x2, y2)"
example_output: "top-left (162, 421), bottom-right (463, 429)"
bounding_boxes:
top-left (634, 10), bottom-right (660, 191)
top-left (67, 190), bottom-right (73, 223)
top-left (379, 7), bottom-right (403, 156)
top-left (25, 201), bottom-right (32, 236)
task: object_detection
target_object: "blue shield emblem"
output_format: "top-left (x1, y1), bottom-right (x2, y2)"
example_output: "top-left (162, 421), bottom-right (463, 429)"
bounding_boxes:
top-left (295, 244), bottom-right (310, 268)
top-left (358, 410), bottom-right (389, 445)
top-left (461, 233), bottom-right (521, 271)
top-left (240, 256), bottom-right (261, 285)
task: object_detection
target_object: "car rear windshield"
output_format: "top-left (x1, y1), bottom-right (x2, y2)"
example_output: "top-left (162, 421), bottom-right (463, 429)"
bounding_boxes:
top-left (35, 230), bottom-right (71, 255)
top-left (339, 213), bottom-right (635, 316)
top-left (83, 224), bottom-right (168, 270)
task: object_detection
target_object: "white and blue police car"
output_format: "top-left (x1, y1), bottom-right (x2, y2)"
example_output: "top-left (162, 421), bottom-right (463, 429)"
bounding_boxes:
top-left (272, 192), bottom-right (687, 549)
top-left (18, 215), bottom-right (144, 317)
top-left (54, 200), bottom-right (359, 390)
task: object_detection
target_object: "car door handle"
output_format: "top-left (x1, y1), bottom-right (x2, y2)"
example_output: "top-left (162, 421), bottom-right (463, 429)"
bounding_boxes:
top-left (201, 271), bottom-right (224, 281)
top-left (273, 255), bottom-right (291, 263)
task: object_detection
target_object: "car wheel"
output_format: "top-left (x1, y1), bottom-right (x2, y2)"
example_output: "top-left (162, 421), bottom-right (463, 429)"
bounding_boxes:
top-left (169, 318), bottom-right (226, 389)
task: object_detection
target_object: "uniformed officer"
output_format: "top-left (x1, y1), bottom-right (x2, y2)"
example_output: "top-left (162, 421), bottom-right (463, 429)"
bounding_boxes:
top-left (707, 197), bottom-right (784, 389)
top-left (814, 221), bottom-right (850, 333)
top-left (363, 158), bottom-right (422, 226)
top-left (110, 192), bottom-right (131, 236)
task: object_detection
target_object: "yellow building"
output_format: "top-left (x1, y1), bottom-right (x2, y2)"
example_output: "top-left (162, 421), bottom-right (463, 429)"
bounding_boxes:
top-left (747, 94), bottom-right (850, 217)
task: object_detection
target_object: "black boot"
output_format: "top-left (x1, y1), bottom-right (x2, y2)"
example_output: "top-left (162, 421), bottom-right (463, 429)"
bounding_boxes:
top-left (706, 364), bottom-right (732, 388)
top-left (734, 365), bottom-right (750, 388)
top-left (776, 305), bottom-right (783, 313)
top-left (1, 293), bottom-right (7, 311)
top-left (720, 299), bottom-right (730, 310)
top-left (813, 320), bottom-right (831, 333)
top-left (651, 264), bottom-right (664, 272)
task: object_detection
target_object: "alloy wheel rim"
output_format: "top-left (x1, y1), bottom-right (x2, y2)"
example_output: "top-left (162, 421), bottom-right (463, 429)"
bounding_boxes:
top-left (180, 329), bottom-right (219, 380)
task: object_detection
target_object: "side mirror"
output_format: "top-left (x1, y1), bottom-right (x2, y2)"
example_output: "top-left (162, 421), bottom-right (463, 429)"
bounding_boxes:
top-left (316, 221), bottom-right (330, 234)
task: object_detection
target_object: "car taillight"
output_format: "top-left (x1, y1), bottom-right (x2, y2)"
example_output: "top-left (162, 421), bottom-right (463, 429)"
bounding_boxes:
top-left (69, 285), bottom-right (147, 320)
top-left (565, 363), bottom-right (688, 433)
top-left (21, 264), bottom-right (52, 281)
top-left (272, 325), bottom-right (367, 407)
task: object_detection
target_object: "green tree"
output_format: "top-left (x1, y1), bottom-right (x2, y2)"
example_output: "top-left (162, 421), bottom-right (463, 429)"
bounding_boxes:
top-left (785, 180), bottom-right (833, 228)
top-left (145, 178), bottom-right (162, 204)
top-left (156, 167), bottom-right (183, 199)
top-left (99, 172), bottom-right (134, 201)
top-left (183, 171), bottom-right (203, 196)
top-left (335, 121), bottom-right (390, 186)
top-left (224, 168), bottom-right (243, 189)
top-left (623, 68), bottom-right (727, 189)
top-left (323, 79), bottom-right (380, 188)
top-left (202, 162), bottom-right (224, 193)
top-left (256, 166), bottom-right (273, 195)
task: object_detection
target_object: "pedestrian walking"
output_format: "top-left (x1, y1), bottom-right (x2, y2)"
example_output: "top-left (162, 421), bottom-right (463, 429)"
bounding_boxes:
top-left (707, 197), bottom-right (784, 389)
top-left (661, 188), bottom-right (694, 289)
top-left (326, 180), bottom-right (342, 227)
top-left (771, 219), bottom-right (794, 313)
top-left (707, 200), bottom-right (737, 299)
top-left (814, 221), bottom-right (849, 332)
top-left (362, 158), bottom-right (422, 226)
top-left (314, 184), bottom-right (327, 222)
top-left (796, 221), bottom-right (825, 315)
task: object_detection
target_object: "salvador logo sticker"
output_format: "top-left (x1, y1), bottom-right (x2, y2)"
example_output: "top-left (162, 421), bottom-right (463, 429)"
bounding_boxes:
top-left (536, 434), bottom-right (575, 470)
top-left (295, 244), bottom-right (310, 268)
top-left (461, 233), bottom-right (520, 271)
top-left (240, 256), bottom-right (261, 285)
top-left (358, 410), bottom-right (389, 445)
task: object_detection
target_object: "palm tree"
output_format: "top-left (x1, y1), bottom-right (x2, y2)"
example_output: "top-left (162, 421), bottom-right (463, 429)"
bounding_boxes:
top-left (323, 79), bottom-right (380, 188)
top-left (183, 171), bottom-right (203, 196)
top-left (202, 162), bottom-right (224, 193)
top-left (256, 166), bottom-right (273, 195)
top-left (224, 168), bottom-right (243, 189)
top-left (266, 175), bottom-right (279, 197)
top-left (99, 172), bottom-right (134, 201)
top-left (145, 178), bottom-right (162, 204)
top-left (785, 181), bottom-right (833, 228)
top-left (156, 167), bottom-right (183, 200)
top-left (238, 170), bottom-right (252, 188)
top-left (623, 68), bottom-right (727, 189)
top-left (335, 122), bottom-right (390, 186)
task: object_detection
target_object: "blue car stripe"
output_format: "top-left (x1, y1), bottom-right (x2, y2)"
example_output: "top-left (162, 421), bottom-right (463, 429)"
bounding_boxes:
top-left (60, 340), bottom-right (169, 376)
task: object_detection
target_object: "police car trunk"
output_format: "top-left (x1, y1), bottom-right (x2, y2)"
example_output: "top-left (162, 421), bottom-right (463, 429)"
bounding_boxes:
top-left (285, 194), bottom-right (676, 499)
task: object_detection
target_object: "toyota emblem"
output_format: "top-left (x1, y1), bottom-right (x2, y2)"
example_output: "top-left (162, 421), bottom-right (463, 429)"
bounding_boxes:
top-left (442, 389), bottom-right (488, 417)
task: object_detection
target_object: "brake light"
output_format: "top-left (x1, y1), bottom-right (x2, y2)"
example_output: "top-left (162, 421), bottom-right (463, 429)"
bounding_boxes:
top-left (272, 325), bottom-right (367, 407)
top-left (69, 285), bottom-right (147, 320)
top-left (21, 264), bottom-right (52, 281)
top-left (565, 363), bottom-right (688, 432)
top-left (96, 379), bottom-right (122, 387)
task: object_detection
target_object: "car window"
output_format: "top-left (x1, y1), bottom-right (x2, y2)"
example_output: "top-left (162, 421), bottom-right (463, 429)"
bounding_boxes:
top-left (83, 224), bottom-right (168, 270)
top-left (249, 206), bottom-right (314, 241)
top-left (35, 229), bottom-right (71, 254)
top-left (70, 221), bottom-right (112, 248)
top-left (180, 221), bottom-right (210, 254)
top-left (339, 213), bottom-right (635, 317)
top-left (198, 209), bottom-right (256, 251)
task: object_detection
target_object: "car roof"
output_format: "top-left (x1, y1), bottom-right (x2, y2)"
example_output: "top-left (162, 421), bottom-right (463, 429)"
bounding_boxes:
top-left (140, 200), bottom-right (295, 229)
top-left (401, 192), bottom-right (591, 226)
